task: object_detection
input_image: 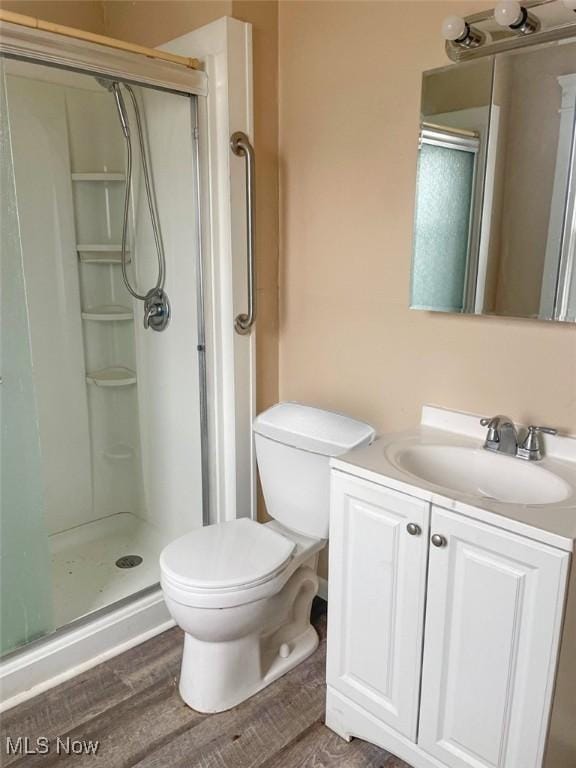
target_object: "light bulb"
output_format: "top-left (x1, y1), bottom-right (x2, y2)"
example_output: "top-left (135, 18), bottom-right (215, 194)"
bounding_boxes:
top-left (495, 1), bottom-right (524, 27)
top-left (562, 0), bottom-right (576, 10)
top-left (441, 15), bottom-right (467, 41)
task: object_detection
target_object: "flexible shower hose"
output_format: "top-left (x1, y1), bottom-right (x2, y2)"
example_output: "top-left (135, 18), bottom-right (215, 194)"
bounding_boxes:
top-left (111, 82), bottom-right (166, 302)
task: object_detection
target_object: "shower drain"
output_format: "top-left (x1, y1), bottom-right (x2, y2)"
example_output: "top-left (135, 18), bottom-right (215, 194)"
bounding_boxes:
top-left (115, 555), bottom-right (143, 569)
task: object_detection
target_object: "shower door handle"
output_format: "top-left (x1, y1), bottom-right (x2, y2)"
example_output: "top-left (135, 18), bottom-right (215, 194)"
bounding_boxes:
top-left (230, 131), bottom-right (256, 335)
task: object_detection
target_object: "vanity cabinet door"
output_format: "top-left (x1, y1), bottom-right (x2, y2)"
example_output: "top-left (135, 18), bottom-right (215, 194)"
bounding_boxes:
top-left (326, 472), bottom-right (429, 740)
top-left (419, 507), bottom-right (569, 768)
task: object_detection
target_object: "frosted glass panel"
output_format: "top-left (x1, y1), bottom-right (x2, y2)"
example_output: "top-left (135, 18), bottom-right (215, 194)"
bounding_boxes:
top-left (0, 56), bottom-right (203, 656)
top-left (0, 62), bottom-right (54, 655)
top-left (411, 143), bottom-right (475, 312)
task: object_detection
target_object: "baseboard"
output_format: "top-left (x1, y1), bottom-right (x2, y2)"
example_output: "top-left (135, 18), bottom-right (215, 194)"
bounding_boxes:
top-left (0, 588), bottom-right (173, 712)
top-left (318, 576), bottom-right (328, 601)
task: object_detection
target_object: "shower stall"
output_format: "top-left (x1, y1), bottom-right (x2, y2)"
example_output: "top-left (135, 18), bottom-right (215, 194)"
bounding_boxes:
top-left (0, 16), bottom-right (256, 707)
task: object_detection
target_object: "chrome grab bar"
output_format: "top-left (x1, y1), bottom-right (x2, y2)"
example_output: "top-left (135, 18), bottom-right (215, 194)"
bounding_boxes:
top-left (230, 131), bottom-right (256, 335)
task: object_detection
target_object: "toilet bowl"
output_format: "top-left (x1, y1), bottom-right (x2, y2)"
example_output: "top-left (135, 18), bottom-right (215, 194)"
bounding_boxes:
top-left (160, 402), bottom-right (375, 713)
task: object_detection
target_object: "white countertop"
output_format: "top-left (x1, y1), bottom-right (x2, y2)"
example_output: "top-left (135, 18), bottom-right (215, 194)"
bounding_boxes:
top-left (331, 406), bottom-right (576, 553)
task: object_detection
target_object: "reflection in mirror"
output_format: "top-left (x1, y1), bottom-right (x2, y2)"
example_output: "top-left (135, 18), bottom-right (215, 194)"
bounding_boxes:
top-left (411, 40), bottom-right (576, 323)
top-left (411, 59), bottom-right (493, 314)
top-left (485, 43), bottom-right (576, 321)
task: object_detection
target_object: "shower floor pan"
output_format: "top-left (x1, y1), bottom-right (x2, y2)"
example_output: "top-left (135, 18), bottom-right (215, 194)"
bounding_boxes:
top-left (50, 513), bottom-right (165, 629)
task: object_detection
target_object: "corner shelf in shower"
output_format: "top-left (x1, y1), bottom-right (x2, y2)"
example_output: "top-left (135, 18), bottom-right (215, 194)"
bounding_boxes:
top-left (82, 305), bottom-right (133, 321)
top-left (103, 444), bottom-right (134, 461)
top-left (86, 367), bottom-right (137, 388)
top-left (71, 172), bottom-right (125, 182)
top-left (77, 245), bottom-right (130, 264)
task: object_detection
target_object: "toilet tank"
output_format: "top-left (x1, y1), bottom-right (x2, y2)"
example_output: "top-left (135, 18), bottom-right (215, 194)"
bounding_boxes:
top-left (253, 403), bottom-right (375, 539)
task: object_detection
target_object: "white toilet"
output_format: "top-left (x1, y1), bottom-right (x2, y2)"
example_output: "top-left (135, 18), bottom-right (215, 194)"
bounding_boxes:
top-left (160, 402), bottom-right (375, 713)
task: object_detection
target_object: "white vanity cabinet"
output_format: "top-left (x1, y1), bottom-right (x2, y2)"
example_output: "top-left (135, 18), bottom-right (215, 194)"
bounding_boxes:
top-left (419, 507), bottom-right (568, 768)
top-left (326, 472), bottom-right (430, 740)
top-left (326, 469), bottom-right (572, 768)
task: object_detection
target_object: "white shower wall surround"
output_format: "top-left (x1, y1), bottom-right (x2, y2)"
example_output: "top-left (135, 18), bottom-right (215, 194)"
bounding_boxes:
top-left (131, 85), bottom-right (203, 542)
top-left (6, 65), bottom-right (202, 544)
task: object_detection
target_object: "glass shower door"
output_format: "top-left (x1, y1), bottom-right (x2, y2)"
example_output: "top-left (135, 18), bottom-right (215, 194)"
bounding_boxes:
top-left (411, 133), bottom-right (478, 313)
top-left (0, 57), bottom-right (204, 655)
top-left (0, 60), bottom-right (54, 655)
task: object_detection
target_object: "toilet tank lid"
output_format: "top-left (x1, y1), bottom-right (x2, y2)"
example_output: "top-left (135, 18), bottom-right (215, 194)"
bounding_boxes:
top-left (253, 402), bottom-right (375, 457)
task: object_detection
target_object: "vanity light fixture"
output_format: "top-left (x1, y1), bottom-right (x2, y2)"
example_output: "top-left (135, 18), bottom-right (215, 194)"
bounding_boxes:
top-left (494, 1), bottom-right (540, 33)
top-left (441, 15), bottom-right (485, 48)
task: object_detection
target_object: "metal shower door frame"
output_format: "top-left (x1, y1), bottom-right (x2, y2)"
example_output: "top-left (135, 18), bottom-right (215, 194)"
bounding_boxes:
top-left (0, 18), bottom-right (207, 95)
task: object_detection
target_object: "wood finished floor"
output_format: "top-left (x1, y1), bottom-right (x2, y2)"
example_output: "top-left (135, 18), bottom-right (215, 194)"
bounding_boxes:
top-left (1, 600), bottom-right (413, 768)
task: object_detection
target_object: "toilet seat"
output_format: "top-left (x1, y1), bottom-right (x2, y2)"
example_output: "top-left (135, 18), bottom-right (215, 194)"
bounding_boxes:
top-left (160, 519), bottom-right (297, 607)
top-left (160, 519), bottom-right (324, 610)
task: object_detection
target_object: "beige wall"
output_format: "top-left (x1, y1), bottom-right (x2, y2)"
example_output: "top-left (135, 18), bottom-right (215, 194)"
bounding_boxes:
top-left (101, 0), bottom-right (231, 47)
top-left (0, 0), bottom-right (105, 30)
top-left (278, 0), bottom-right (576, 444)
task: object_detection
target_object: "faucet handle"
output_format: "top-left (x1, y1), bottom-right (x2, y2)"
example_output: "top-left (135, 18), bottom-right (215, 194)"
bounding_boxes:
top-left (480, 416), bottom-right (500, 443)
top-left (518, 425), bottom-right (557, 460)
top-left (521, 425), bottom-right (557, 447)
top-left (529, 425), bottom-right (557, 436)
top-left (143, 288), bottom-right (171, 332)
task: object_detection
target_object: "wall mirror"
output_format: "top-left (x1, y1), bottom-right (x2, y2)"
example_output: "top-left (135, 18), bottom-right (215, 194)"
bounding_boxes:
top-left (411, 40), bottom-right (576, 322)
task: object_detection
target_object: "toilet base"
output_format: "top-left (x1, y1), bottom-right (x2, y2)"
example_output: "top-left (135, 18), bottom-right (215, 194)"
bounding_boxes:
top-left (177, 567), bottom-right (320, 713)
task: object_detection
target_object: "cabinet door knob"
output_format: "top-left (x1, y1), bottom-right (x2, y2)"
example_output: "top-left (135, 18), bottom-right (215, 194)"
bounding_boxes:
top-left (431, 533), bottom-right (447, 548)
top-left (406, 523), bottom-right (422, 536)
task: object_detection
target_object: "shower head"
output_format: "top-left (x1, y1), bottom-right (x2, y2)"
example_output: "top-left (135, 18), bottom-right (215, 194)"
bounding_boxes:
top-left (97, 77), bottom-right (130, 139)
top-left (95, 76), bottom-right (115, 91)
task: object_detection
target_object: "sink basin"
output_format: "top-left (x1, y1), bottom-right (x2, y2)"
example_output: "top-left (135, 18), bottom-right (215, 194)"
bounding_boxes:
top-left (391, 445), bottom-right (572, 505)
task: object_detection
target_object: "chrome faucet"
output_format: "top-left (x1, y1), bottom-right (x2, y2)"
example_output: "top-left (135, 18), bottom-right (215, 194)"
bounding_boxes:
top-left (480, 415), bottom-right (519, 456)
top-left (480, 416), bottom-right (557, 461)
